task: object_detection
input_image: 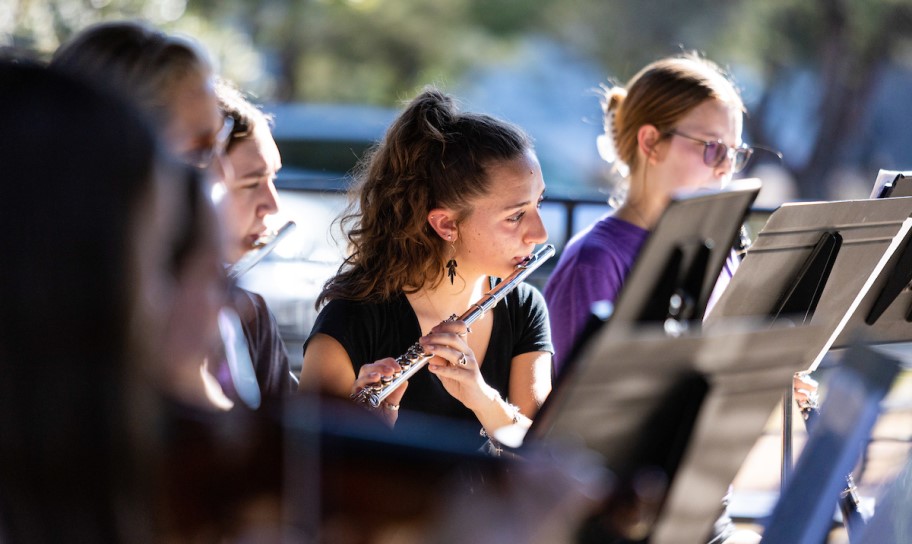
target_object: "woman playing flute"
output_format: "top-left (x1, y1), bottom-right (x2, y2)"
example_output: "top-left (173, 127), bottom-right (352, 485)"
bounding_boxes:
top-left (300, 87), bottom-right (552, 443)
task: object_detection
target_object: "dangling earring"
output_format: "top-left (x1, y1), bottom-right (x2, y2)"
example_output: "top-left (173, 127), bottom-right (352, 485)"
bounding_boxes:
top-left (445, 235), bottom-right (458, 285)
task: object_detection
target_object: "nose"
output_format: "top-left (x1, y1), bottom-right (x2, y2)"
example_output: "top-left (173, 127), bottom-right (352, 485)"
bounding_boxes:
top-left (257, 179), bottom-right (280, 218)
top-left (524, 209), bottom-right (548, 245)
top-left (713, 152), bottom-right (734, 183)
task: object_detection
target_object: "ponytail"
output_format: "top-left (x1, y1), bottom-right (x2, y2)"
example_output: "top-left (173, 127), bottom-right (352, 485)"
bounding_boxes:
top-left (318, 86), bottom-right (531, 306)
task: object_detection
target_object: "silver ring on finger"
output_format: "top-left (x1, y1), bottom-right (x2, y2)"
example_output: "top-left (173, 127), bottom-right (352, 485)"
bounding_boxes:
top-left (457, 352), bottom-right (467, 366)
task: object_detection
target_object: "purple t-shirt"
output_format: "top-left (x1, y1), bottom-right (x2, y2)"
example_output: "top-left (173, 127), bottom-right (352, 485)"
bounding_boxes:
top-left (544, 215), bottom-right (648, 374)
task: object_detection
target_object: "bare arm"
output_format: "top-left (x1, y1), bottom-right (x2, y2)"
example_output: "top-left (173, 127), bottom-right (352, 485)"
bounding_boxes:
top-left (509, 350), bottom-right (552, 419)
top-left (464, 350), bottom-right (552, 441)
top-left (424, 318), bottom-right (552, 436)
top-left (299, 333), bottom-right (407, 424)
top-left (298, 333), bottom-right (355, 398)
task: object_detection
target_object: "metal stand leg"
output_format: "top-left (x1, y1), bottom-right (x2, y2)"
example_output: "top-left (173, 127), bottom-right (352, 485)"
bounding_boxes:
top-left (781, 385), bottom-right (794, 492)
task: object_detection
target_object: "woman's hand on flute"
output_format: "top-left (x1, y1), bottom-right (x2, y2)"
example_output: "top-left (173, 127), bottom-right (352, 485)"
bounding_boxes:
top-left (352, 357), bottom-right (407, 426)
top-left (421, 321), bottom-right (493, 412)
top-left (423, 320), bottom-right (529, 439)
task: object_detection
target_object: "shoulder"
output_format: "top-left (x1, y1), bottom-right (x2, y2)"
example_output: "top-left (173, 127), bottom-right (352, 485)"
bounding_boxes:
top-left (495, 282), bottom-right (553, 355)
top-left (318, 295), bottom-right (405, 318)
top-left (229, 285), bottom-right (261, 312)
top-left (315, 297), bottom-right (374, 328)
top-left (500, 282), bottom-right (549, 324)
top-left (313, 295), bottom-right (409, 335)
top-left (229, 286), bottom-right (279, 334)
top-left (507, 282), bottom-right (547, 309)
top-left (546, 217), bottom-right (647, 297)
top-left (580, 215), bottom-right (646, 248)
top-left (561, 217), bottom-right (646, 267)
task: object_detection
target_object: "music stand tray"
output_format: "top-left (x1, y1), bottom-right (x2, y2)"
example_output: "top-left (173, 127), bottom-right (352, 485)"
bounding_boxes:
top-left (527, 321), bottom-right (829, 544)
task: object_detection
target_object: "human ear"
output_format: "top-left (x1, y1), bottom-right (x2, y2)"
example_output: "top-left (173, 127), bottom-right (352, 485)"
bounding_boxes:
top-left (637, 124), bottom-right (665, 165)
top-left (427, 208), bottom-right (459, 241)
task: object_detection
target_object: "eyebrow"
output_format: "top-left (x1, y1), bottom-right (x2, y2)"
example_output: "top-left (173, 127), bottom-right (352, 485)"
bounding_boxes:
top-left (501, 189), bottom-right (546, 211)
top-left (235, 166), bottom-right (274, 180)
top-left (681, 128), bottom-right (732, 143)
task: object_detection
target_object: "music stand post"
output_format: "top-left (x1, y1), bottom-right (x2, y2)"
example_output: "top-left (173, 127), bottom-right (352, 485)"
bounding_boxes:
top-left (760, 345), bottom-right (901, 544)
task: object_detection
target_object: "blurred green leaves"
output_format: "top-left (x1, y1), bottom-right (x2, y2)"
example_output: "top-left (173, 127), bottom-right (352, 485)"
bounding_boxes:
top-left (5, 0), bottom-right (912, 198)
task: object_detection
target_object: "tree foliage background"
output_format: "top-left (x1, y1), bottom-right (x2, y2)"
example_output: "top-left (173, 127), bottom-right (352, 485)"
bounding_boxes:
top-left (4, 0), bottom-right (912, 201)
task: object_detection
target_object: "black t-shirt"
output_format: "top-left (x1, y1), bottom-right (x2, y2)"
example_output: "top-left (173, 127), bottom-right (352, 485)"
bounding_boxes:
top-left (306, 283), bottom-right (552, 427)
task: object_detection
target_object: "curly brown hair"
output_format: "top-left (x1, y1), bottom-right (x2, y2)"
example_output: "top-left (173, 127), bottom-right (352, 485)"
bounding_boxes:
top-left (317, 86), bottom-right (532, 307)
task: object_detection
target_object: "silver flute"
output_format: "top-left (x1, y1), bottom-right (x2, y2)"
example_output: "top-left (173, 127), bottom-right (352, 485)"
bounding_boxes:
top-left (353, 243), bottom-right (555, 408)
top-left (227, 220), bottom-right (297, 280)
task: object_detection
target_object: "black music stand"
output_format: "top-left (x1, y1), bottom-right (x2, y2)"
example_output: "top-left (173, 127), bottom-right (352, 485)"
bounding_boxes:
top-left (526, 321), bottom-right (828, 544)
top-left (829, 171), bottom-right (912, 346)
top-left (608, 178), bottom-right (761, 329)
top-left (556, 178), bottom-right (761, 387)
top-left (829, 220), bottom-right (912, 348)
top-left (760, 345), bottom-right (901, 544)
top-left (705, 197), bottom-right (912, 352)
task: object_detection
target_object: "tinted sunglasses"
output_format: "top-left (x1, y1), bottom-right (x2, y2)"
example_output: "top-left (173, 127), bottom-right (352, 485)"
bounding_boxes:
top-left (666, 129), bottom-right (754, 174)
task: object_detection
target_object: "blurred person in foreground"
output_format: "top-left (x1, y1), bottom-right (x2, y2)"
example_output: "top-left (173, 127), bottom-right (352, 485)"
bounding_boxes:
top-left (50, 20), bottom-right (229, 175)
top-left (51, 20), bottom-right (289, 409)
top-left (0, 59), bottom-right (194, 543)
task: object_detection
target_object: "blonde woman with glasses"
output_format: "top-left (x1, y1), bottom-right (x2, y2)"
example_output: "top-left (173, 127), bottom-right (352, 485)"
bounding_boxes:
top-left (545, 53), bottom-right (756, 376)
top-left (544, 52), bottom-right (821, 544)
